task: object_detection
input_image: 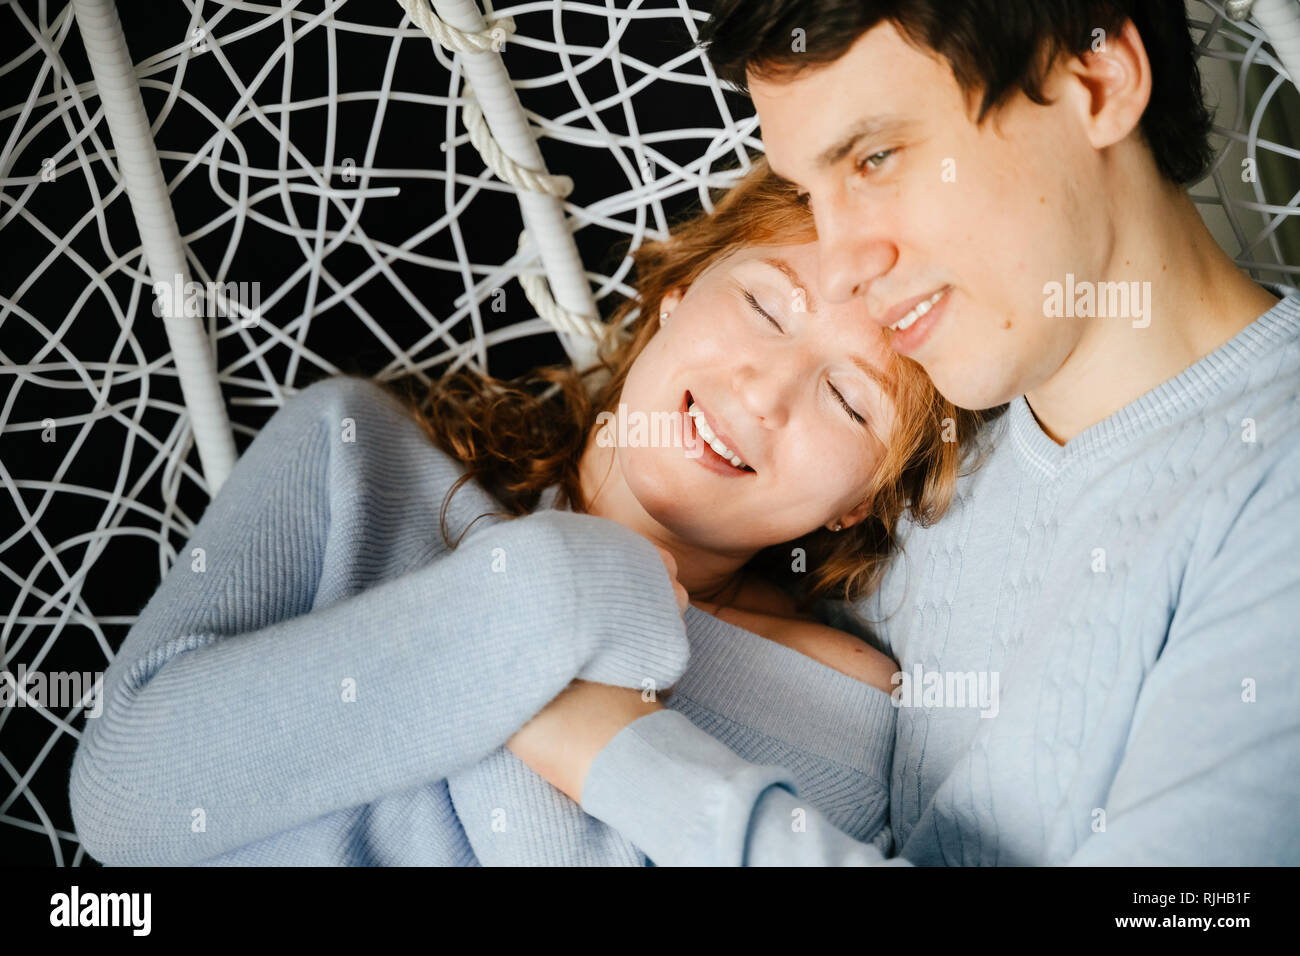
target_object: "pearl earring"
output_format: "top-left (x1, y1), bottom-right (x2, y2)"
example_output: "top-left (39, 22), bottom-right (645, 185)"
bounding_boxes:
top-left (659, 311), bottom-right (669, 321)
top-left (831, 521), bottom-right (843, 532)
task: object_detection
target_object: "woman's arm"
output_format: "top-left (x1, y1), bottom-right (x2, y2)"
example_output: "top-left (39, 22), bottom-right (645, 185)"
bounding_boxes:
top-left (69, 378), bottom-right (690, 866)
top-left (507, 605), bottom-right (902, 862)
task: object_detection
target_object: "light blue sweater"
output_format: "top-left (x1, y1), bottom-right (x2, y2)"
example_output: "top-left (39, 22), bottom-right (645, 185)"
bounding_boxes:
top-left (580, 287), bottom-right (1300, 865)
top-left (68, 375), bottom-right (896, 866)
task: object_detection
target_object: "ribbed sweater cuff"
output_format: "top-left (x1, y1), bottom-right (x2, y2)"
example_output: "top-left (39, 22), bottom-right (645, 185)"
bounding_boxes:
top-left (581, 708), bottom-right (799, 866)
top-left (535, 511), bottom-right (691, 691)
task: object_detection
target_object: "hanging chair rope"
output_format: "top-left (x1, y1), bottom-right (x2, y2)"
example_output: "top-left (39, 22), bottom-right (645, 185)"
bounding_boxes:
top-left (397, 0), bottom-right (606, 348)
top-left (398, 0), bottom-right (515, 53)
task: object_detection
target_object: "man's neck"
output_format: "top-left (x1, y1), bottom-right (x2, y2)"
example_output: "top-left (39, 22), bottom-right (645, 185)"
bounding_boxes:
top-left (1024, 188), bottom-right (1281, 446)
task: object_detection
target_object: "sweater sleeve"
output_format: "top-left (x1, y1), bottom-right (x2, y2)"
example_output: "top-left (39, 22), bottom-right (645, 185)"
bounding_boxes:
top-left (68, 377), bottom-right (691, 866)
top-left (580, 709), bottom-right (906, 866)
top-left (578, 589), bottom-right (909, 866)
top-left (664, 605), bottom-right (897, 845)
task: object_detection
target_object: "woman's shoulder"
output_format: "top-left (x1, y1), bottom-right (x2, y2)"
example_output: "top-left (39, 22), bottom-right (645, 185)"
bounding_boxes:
top-left (276, 375), bottom-right (412, 430)
top-left (694, 581), bottom-right (897, 695)
top-left (270, 376), bottom-right (464, 469)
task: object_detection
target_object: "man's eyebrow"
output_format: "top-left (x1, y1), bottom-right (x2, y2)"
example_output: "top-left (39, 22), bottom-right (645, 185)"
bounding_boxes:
top-left (814, 116), bottom-right (917, 169)
top-left (759, 256), bottom-right (818, 315)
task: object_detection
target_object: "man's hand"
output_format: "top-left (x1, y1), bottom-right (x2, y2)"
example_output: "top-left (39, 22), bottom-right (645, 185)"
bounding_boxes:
top-left (506, 679), bottom-right (666, 803)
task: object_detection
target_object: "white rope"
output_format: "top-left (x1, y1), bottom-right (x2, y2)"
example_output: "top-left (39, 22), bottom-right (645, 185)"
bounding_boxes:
top-left (1247, 0), bottom-right (1300, 85)
top-left (397, 0), bottom-right (515, 54)
top-left (461, 91), bottom-right (575, 199)
top-left (398, 0), bottom-right (603, 360)
top-left (515, 231), bottom-right (606, 342)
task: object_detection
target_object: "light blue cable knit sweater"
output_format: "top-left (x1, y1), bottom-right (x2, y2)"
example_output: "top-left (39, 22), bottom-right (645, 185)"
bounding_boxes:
top-left (68, 375), bottom-right (896, 866)
top-left (580, 287), bottom-right (1300, 866)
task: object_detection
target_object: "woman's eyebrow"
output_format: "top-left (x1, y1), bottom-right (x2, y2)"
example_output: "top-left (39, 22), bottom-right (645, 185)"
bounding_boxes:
top-left (758, 256), bottom-right (818, 314)
top-left (753, 256), bottom-right (890, 388)
top-left (851, 353), bottom-right (891, 390)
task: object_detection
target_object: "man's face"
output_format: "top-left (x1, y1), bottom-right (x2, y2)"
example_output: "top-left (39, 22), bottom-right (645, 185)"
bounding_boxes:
top-left (750, 20), bottom-right (1111, 410)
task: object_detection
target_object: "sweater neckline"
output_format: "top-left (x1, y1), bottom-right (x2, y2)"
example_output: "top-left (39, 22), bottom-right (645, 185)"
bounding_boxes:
top-left (537, 483), bottom-right (566, 512)
top-left (1008, 286), bottom-right (1300, 480)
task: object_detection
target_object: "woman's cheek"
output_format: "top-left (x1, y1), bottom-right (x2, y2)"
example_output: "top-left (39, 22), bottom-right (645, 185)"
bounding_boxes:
top-left (819, 432), bottom-right (872, 510)
top-left (688, 302), bottom-right (743, 355)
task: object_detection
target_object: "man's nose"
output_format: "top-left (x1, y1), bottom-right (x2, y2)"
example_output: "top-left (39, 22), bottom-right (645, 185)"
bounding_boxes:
top-left (814, 200), bottom-right (898, 306)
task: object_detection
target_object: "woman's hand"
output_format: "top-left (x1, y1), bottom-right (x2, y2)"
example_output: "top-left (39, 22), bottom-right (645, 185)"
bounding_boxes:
top-left (507, 679), bottom-right (664, 803)
top-left (653, 544), bottom-right (689, 614)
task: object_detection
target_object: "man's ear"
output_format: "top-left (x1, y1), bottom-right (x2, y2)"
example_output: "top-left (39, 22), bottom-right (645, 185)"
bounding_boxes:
top-left (1060, 17), bottom-right (1152, 151)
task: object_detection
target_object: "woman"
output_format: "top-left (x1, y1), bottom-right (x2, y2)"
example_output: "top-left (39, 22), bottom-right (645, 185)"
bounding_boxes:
top-left (68, 159), bottom-right (987, 866)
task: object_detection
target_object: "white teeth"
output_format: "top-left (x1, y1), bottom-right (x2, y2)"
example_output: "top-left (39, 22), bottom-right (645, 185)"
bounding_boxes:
top-left (890, 288), bottom-right (947, 332)
top-left (687, 402), bottom-right (750, 470)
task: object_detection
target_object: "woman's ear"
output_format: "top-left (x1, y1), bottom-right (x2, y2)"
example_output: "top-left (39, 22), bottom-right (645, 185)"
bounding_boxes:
top-left (831, 498), bottom-right (876, 533)
top-left (658, 287), bottom-right (685, 325)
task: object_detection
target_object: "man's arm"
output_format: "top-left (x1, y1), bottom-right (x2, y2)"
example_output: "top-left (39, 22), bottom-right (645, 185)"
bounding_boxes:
top-left (576, 467), bottom-right (1300, 866)
top-left (578, 707), bottom-right (906, 865)
top-left (509, 686), bottom-right (903, 865)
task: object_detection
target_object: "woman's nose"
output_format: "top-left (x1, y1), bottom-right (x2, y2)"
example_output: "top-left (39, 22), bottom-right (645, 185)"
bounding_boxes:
top-left (731, 360), bottom-right (794, 430)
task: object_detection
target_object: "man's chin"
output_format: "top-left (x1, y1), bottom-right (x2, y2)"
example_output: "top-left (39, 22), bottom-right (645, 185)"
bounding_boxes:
top-left (926, 369), bottom-right (1021, 413)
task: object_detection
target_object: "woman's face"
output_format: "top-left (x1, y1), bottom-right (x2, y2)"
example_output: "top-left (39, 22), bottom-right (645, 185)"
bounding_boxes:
top-left (614, 239), bottom-right (899, 553)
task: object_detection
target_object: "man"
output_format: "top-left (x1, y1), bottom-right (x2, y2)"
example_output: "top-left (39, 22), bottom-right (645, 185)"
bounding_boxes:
top-left (508, 0), bottom-right (1300, 864)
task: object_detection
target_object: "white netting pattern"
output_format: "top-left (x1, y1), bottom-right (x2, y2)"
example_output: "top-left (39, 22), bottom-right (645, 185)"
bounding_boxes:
top-left (0, 0), bottom-right (1296, 865)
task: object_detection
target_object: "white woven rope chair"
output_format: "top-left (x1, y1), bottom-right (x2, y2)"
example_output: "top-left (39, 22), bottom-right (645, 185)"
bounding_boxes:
top-left (0, 0), bottom-right (1297, 865)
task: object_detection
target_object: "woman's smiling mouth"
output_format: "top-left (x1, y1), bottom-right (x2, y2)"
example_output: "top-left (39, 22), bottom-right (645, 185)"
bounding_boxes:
top-left (684, 391), bottom-right (756, 475)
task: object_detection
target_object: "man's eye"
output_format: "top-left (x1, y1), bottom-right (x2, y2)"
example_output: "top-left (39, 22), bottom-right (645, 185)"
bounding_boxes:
top-left (744, 291), bottom-right (783, 332)
top-left (856, 149), bottom-right (896, 174)
top-left (830, 382), bottom-right (867, 426)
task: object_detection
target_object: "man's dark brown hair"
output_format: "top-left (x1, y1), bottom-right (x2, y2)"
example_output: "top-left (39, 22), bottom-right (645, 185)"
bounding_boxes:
top-left (700, 0), bottom-right (1215, 185)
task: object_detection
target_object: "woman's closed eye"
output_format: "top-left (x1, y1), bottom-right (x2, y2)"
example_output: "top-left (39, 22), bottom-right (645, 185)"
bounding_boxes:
top-left (743, 289), bottom-right (869, 427)
top-left (830, 383), bottom-right (867, 425)
top-left (744, 290), bottom-right (782, 331)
